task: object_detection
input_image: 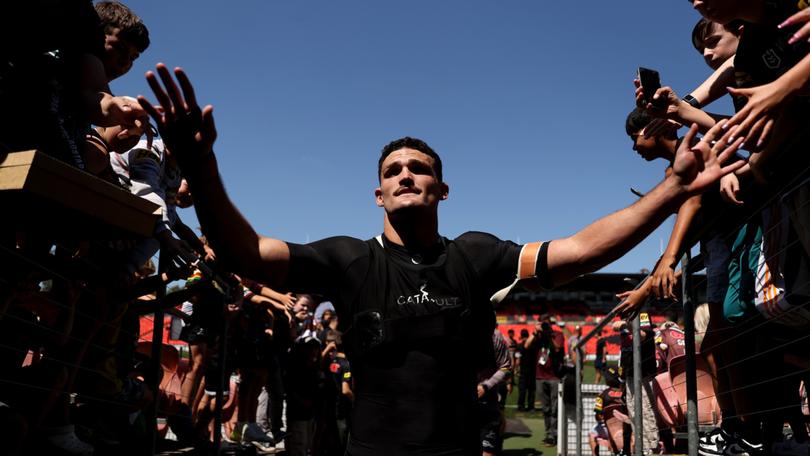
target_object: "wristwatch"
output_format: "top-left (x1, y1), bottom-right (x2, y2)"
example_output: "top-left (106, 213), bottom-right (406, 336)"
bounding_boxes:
top-left (682, 94), bottom-right (701, 109)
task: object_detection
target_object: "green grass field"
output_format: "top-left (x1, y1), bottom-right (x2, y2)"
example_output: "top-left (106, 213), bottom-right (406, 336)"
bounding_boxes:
top-left (501, 364), bottom-right (598, 456)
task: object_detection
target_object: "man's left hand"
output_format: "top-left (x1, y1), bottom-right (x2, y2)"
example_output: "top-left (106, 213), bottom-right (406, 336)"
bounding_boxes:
top-left (139, 63), bottom-right (217, 170)
top-left (672, 123), bottom-right (746, 195)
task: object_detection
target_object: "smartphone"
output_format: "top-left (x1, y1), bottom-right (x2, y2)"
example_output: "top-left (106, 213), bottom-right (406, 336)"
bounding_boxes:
top-left (637, 67), bottom-right (663, 107)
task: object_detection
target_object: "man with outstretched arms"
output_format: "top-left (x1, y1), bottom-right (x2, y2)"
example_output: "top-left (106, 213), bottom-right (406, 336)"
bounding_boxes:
top-left (138, 64), bottom-right (745, 456)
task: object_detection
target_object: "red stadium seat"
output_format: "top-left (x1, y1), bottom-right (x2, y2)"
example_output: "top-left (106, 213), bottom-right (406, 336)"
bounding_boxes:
top-left (652, 370), bottom-right (683, 427)
top-left (603, 404), bottom-right (629, 453)
top-left (136, 341), bottom-right (184, 413)
top-left (668, 354), bottom-right (721, 426)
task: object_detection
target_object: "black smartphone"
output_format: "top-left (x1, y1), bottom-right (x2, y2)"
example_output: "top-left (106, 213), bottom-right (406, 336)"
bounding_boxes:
top-left (637, 67), bottom-right (663, 107)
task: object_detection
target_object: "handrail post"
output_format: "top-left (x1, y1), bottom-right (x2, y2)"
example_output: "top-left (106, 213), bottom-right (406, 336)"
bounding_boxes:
top-left (212, 290), bottom-right (230, 454)
top-left (559, 377), bottom-right (568, 455)
top-left (575, 346), bottom-right (584, 456)
top-left (149, 255), bottom-right (167, 455)
top-left (682, 252), bottom-right (699, 456)
top-left (632, 312), bottom-right (643, 456)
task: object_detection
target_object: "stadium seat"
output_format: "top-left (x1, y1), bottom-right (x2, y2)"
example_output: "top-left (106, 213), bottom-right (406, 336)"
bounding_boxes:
top-left (136, 341), bottom-right (184, 412)
top-left (603, 404), bottom-right (628, 454)
top-left (669, 354), bottom-right (721, 426)
top-left (652, 370), bottom-right (683, 428)
top-left (21, 349), bottom-right (41, 367)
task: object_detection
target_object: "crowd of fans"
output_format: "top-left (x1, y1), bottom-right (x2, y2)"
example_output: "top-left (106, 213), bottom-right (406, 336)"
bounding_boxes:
top-left (2, 0), bottom-right (810, 455)
top-left (593, 1), bottom-right (810, 455)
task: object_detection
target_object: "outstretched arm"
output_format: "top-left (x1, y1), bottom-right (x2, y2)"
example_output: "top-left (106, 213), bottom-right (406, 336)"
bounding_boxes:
top-left (171, 218), bottom-right (206, 256)
top-left (138, 64), bottom-right (290, 287)
top-left (719, 46), bottom-right (810, 149)
top-left (688, 55), bottom-right (736, 108)
top-left (650, 193), bottom-right (701, 299)
top-left (545, 123), bottom-right (745, 287)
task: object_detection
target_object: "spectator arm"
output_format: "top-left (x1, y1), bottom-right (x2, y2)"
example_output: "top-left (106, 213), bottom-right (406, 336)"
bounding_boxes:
top-left (184, 154), bottom-right (290, 288)
top-left (688, 56), bottom-right (736, 107)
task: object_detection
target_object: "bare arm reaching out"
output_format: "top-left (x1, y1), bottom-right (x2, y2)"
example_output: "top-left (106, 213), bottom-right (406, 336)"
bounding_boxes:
top-left (139, 64), bottom-right (744, 291)
top-left (138, 64), bottom-right (290, 287)
top-left (545, 123), bottom-right (745, 287)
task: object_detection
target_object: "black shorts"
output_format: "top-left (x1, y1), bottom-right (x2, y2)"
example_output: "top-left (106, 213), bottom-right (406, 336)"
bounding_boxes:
top-left (179, 324), bottom-right (215, 345)
top-left (203, 362), bottom-right (232, 397)
top-left (478, 399), bottom-right (503, 453)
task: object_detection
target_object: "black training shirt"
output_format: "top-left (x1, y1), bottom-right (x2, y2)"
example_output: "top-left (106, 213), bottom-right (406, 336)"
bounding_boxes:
top-left (287, 232), bottom-right (547, 455)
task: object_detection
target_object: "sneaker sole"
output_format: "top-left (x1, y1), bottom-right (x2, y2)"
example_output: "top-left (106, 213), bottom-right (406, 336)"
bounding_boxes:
top-left (700, 448), bottom-right (727, 456)
top-left (252, 441), bottom-right (281, 454)
top-left (724, 444), bottom-right (758, 456)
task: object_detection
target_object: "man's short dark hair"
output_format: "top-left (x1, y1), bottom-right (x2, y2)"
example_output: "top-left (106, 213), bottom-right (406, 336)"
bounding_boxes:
top-left (691, 18), bottom-right (742, 54)
top-left (95, 1), bottom-right (150, 52)
top-left (378, 137), bottom-right (443, 182)
top-left (625, 107), bottom-right (653, 137)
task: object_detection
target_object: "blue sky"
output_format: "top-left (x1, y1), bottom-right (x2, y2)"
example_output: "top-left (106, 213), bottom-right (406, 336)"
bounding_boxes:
top-left (115, 1), bottom-right (734, 274)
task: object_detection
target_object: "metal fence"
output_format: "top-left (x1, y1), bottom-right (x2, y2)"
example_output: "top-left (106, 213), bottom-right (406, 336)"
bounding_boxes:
top-left (558, 383), bottom-right (604, 456)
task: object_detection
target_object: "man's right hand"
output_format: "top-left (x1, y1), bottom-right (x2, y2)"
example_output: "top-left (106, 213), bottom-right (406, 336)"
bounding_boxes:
top-left (138, 63), bottom-right (217, 170)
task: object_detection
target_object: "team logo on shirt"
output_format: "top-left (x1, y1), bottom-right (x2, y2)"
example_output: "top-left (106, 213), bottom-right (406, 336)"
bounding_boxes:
top-left (396, 282), bottom-right (461, 308)
top-left (132, 147), bottom-right (160, 163)
top-left (762, 49), bottom-right (781, 69)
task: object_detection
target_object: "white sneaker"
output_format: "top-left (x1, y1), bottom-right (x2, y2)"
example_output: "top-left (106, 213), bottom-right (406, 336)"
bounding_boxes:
top-left (253, 439), bottom-right (282, 454)
top-left (243, 422), bottom-right (275, 444)
top-left (273, 434), bottom-right (285, 451)
top-left (223, 423), bottom-right (240, 443)
top-left (772, 438), bottom-right (810, 456)
top-left (700, 427), bottom-right (733, 456)
top-left (45, 425), bottom-right (94, 456)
